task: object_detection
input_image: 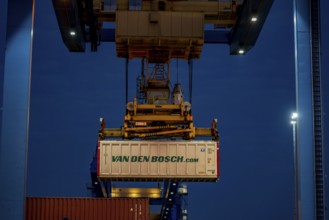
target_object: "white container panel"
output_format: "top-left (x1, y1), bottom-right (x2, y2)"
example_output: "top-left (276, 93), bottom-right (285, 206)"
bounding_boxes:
top-left (98, 140), bottom-right (219, 182)
top-left (140, 143), bottom-right (149, 174)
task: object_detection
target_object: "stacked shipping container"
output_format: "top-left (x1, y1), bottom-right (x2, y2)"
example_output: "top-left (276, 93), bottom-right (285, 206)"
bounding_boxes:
top-left (26, 197), bottom-right (149, 220)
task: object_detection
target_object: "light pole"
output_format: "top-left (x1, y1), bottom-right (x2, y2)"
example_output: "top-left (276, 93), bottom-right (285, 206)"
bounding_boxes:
top-left (290, 112), bottom-right (298, 220)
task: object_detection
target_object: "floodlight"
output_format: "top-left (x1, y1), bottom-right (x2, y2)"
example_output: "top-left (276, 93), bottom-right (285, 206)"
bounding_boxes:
top-left (291, 112), bottom-right (298, 120)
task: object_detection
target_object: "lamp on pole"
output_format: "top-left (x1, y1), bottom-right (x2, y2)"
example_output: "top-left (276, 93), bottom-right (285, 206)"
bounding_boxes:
top-left (290, 112), bottom-right (299, 220)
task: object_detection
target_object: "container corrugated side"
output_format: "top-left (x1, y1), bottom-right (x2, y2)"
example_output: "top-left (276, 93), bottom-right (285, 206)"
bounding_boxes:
top-left (25, 197), bottom-right (149, 220)
top-left (98, 140), bottom-right (219, 182)
top-left (116, 11), bottom-right (204, 38)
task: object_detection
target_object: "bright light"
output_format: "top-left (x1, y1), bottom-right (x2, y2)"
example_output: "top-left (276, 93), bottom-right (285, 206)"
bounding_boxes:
top-left (170, 192), bottom-right (174, 195)
top-left (238, 49), bottom-right (245, 54)
top-left (251, 16), bottom-right (258, 22)
top-left (168, 198), bottom-right (172, 201)
top-left (70, 31), bottom-right (76, 36)
top-left (291, 112), bottom-right (298, 125)
top-left (291, 112), bottom-right (298, 120)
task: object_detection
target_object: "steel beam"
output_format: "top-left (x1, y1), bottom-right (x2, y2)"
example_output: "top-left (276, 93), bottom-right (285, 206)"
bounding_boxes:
top-left (0, 0), bottom-right (34, 219)
top-left (310, 1), bottom-right (325, 218)
top-left (293, 0), bottom-right (315, 219)
top-left (90, 28), bottom-right (230, 44)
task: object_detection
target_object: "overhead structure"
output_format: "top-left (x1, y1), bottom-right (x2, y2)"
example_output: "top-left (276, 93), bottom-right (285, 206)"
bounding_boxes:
top-left (0, 0), bottom-right (34, 220)
top-left (52, 0), bottom-right (274, 55)
top-left (1, 0), bottom-right (326, 219)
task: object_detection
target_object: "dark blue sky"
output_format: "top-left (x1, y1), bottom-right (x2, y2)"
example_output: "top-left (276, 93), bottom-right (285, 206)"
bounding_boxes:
top-left (26, 0), bottom-right (329, 219)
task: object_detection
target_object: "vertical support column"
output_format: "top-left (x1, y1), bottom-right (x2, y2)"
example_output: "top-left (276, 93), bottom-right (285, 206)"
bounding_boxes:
top-left (0, 0), bottom-right (34, 219)
top-left (293, 0), bottom-right (315, 219)
top-left (0, 1), bottom-right (8, 125)
top-left (310, 1), bottom-right (325, 219)
top-left (291, 117), bottom-right (299, 220)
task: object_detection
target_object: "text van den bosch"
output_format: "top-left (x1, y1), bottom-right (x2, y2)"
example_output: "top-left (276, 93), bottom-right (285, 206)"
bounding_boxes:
top-left (111, 156), bottom-right (199, 163)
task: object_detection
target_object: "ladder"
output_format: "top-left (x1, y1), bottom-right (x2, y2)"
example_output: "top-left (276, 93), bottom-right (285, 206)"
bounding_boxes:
top-left (311, 0), bottom-right (325, 219)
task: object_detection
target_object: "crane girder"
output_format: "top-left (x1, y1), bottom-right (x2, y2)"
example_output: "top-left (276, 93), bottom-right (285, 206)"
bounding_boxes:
top-left (53, 0), bottom-right (274, 54)
top-left (97, 1), bottom-right (238, 25)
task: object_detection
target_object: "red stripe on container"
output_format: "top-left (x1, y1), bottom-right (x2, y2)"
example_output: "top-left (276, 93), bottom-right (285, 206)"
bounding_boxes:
top-left (217, 140), bottom-right (220, 178)
top-left (97, 140), bottom-right (100, 177)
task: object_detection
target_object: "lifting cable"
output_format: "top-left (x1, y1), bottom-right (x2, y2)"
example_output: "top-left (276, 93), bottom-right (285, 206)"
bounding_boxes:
top-left (188, 59), bottom-right (193, 104)
top-left (125, 57), bottom-right (129, 106)
top-left (141, 57), bottom-right (145, 78)
top-left (176, 58), bottom-right (179, 83)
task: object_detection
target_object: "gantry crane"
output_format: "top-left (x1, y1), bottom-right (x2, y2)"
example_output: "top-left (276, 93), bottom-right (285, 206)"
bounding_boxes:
top-left (52, 0), bottom-right (274, 219)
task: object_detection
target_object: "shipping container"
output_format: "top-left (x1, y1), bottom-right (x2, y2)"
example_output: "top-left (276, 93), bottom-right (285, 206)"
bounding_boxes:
top-left (25, 197), bottom-right (149, 220)
top-left (98, 140), bottom-right (219, 182)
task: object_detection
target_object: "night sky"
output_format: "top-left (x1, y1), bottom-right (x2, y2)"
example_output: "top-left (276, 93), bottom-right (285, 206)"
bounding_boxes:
top-left (26, 0), bottom-right (329, 219)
